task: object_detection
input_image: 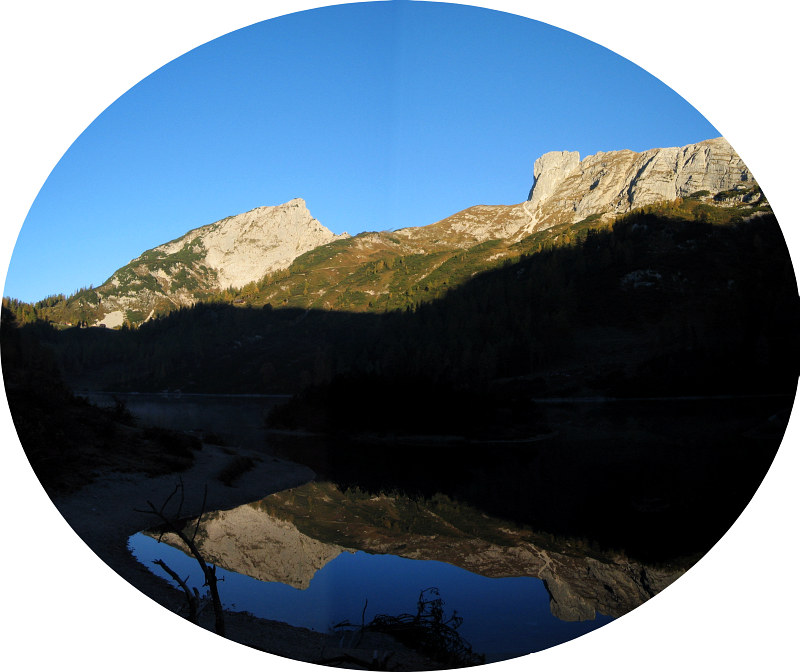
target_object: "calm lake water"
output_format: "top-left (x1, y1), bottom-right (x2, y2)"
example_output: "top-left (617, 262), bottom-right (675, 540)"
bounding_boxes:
top-left (93, 391), bottom-right (613, 659)
top-left (100, 391), bottom-right (779, 664)
top-left (129, 496), bottom-right (613, 663)
top-left (82, 391), bottom-right (286, 451)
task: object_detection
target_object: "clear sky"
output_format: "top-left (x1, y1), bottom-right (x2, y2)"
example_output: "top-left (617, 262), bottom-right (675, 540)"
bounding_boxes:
top-left (4, 0), bottom-right (719, 303)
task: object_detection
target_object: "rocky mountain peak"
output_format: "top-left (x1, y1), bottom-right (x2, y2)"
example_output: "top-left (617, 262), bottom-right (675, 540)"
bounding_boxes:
top-left (418, 137), bottom-right (755, 248)
top-left (91, 198), bottom-right (347, 327)
top-left (528, 150), bottom-right (582, 204)
top-left (167, 198), bottom-right (345, 290)
top-left (73, 136), bottom-right (761, 329)
top-left (524, 137), bottom-right (756, 231)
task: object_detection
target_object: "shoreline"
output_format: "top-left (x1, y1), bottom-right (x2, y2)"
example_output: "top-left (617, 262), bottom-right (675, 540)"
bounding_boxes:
top-left (50, 442), bottom-right (437, 668)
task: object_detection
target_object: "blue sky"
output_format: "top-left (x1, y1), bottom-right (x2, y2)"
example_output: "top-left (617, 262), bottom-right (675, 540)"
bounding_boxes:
top-left (4, 0), bottom-right (718, 303)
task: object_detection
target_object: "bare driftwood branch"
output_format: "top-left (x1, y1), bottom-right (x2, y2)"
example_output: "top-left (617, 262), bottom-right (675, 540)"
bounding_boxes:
top-left (136, 480), bottom-right (226, 636)
top-left (153, 558), bottom-right (198, 624)
top-left (191, 484), bottom-right (208, 545)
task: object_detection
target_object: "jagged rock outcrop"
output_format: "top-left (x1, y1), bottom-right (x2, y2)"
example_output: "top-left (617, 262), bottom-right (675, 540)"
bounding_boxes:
top-left (91, 198), bottom-right (346, 326)
top-left (61, 136), bottom-right (759, 326)
top-left (525, 137), bottom-right (756, 230)
top-left (154, 198), bottom-right (344, 291)
top-left (393, 137), bottom-right (755, 247)
top-left (527, 150), bottom-right (581, 202)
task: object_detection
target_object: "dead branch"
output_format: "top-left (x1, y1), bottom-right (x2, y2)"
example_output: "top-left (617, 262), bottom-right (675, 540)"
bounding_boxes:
top-left (153, 558), bottom-right (198, 624)
top-left (135, 480), bottom-right (226, 636)
top-left (190, 485), bottom-right (208, 545)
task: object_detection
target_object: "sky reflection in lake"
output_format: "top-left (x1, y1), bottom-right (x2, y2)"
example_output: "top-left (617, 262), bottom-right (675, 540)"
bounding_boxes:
top-left (130, 531), bottom-right (611, 662)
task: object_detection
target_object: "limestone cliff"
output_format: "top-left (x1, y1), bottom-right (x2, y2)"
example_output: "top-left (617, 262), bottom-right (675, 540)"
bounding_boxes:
top-left (390, 137), bottom-right (756, 248)
top-left (153, 198), bottom-right (344, 291)
top-left (90, 198), bottom-right (346, 327)
top-left (60, 137), bottom-right (759, 327)
top-left (525, 137), bottom-right (757, 230)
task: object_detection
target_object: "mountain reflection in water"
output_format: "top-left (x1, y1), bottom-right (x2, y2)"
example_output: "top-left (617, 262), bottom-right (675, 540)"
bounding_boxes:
top-left (130, 481), bottom-right (684, 662)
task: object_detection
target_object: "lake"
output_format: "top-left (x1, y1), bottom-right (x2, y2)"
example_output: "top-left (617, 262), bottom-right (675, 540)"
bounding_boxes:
top-left (128, 481), bottom-right (625, 663)
top-left (81, 391), bottom-right (287, 451)
top-left (94, 391), bottom-right (781, 664)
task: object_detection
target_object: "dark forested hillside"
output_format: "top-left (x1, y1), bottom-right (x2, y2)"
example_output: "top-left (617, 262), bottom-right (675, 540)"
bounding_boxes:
top-left (5, 190), bottom-right (774, 327)
top-left (1, 307), bottom-right (200, 492)
top-left (23, 203), bottom-right (798, 407)
top-left (5, 198), bottom-right (798, 560)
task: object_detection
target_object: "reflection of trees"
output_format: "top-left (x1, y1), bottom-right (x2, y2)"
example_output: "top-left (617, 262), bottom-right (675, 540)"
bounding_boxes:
top-left (30, 209), bottom-right (799, 401)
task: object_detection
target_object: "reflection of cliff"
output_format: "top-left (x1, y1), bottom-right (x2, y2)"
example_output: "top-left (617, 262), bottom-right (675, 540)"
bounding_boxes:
top-left (536, 554), bottom-right (679, 621)
top-left (163, 482), bottom-right (685, 619)
top-left (161, 504), bottom-right (345, 589)
top-left (324, 519), bottom-right (682, 622)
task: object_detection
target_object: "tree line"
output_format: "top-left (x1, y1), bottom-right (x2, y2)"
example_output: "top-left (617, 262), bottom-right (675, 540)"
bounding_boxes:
top-left (13, 203), bottom-right (796, 406)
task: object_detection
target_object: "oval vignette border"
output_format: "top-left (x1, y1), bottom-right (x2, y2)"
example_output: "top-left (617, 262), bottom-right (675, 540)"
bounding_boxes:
top-left (0, 2), bottom-right (797, 672)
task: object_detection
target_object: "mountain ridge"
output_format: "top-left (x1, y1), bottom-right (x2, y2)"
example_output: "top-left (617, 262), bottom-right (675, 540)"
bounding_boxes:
top-left (9, 136), bottom-right (766, 327)
top-left (526, 136), bottom-right (757, 229)
top-left (80, 198), bottom-right (347, 327)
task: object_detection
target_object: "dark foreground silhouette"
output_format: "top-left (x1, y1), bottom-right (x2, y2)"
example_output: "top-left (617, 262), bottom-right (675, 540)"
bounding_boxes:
top-left (5, 207), bottom-right (798, 563)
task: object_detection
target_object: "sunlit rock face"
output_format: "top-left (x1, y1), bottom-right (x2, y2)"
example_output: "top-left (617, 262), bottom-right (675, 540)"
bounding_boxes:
top-left (527, 150), bottom-right (582, 203)
top-left (392, 137), bottom-right (755, 247)
top-left (525, 137), bottom-right (756, 230)
top-left (86, 137), bottom-right (756, 326)
top-left (91, 198), bottom-right (346, 326)
top-left (154, 198), bottom-right (346, 292)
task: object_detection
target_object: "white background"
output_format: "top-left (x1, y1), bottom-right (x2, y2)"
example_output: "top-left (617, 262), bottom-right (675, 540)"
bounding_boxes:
top-left (1, 2), bottom-right (797, 670)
